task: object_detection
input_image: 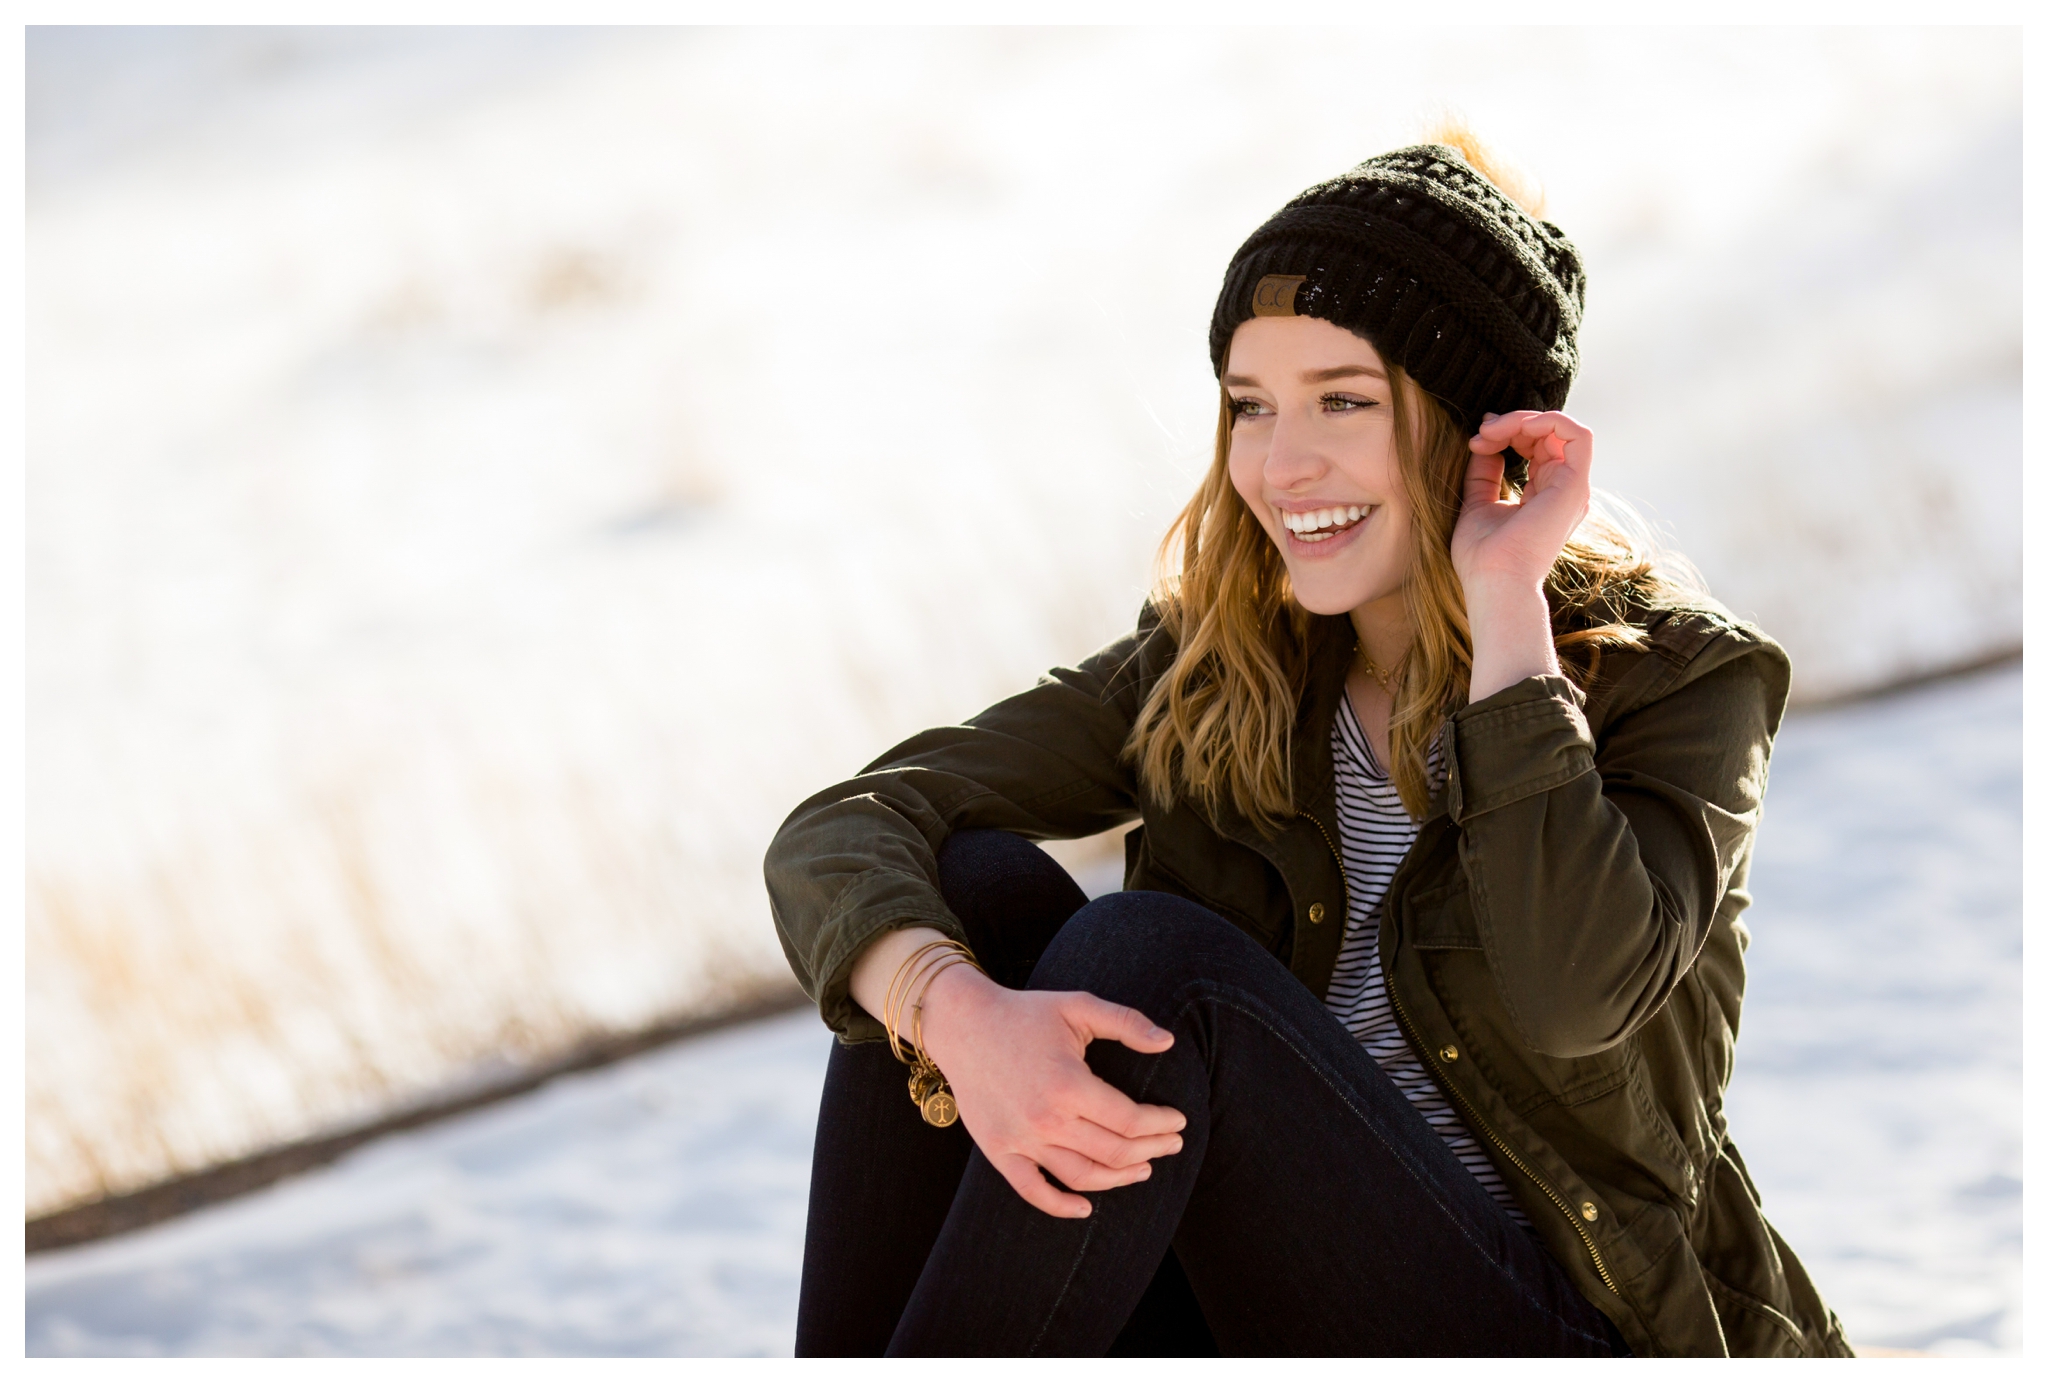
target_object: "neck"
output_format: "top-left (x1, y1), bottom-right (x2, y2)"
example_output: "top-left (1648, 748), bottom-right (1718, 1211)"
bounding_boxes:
top-left (1348, 593), bottom-right (1413, 672)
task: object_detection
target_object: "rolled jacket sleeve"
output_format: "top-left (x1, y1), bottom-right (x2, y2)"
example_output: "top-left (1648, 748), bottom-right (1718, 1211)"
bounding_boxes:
top-left (1443, 631), bottom-right (1790, 1058)
top-left (1445, 675), bottom-right (1597, 819)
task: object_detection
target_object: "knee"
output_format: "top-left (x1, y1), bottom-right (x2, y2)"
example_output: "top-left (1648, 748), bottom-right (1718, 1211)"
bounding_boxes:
top-left (1029, 891), bottom-right (1262, 1009)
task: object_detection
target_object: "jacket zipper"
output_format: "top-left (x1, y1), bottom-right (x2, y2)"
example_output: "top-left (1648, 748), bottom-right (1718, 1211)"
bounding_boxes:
top-left (1298, 808), bottom-right (1622, 1299)
top-left (1297, 809), bottom-right (1351, 912)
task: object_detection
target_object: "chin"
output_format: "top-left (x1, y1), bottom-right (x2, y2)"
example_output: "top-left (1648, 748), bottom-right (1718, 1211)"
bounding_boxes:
top-left (1288, 579), bottom-right (1376, 618)
top-left (1286, 561), bottom-right (1406, 618)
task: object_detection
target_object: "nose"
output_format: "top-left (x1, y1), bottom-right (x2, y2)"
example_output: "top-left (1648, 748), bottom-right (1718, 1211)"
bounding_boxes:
top-left (1262, 409), bottom-right (1327, 491)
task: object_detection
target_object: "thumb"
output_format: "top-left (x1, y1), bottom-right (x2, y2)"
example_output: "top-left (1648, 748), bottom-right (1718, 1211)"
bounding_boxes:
top-left (1068, 994), bottom-right (1175, 1054)
top-left (1461, 447), bottom-right (1507, 512)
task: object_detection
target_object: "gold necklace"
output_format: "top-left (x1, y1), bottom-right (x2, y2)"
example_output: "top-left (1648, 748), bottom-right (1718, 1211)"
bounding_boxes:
top-left (1354, 643), bottom-right (1396, 693)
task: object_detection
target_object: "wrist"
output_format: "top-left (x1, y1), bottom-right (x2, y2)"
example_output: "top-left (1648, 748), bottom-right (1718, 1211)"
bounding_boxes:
top-left (1460, 572), bottom-right (1549, 616)
top-left (1463, 579), bottom-right (1558, 704)
top-left (915, 961), bottom-right (1000, 1067)
top-left (848, 924), bottom-right (952, 1030)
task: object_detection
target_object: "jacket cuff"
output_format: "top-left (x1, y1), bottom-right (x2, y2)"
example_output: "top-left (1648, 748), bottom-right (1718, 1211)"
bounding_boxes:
top-left (1445, 674), bottom-right (1596, 822)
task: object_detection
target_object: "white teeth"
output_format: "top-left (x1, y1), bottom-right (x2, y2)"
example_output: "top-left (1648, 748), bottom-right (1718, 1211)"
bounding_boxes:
top-left (1280, 504), bottom-right (1373, 536)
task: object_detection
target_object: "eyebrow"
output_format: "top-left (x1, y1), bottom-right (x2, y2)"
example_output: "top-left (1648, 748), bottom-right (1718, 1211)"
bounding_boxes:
top-left (1222, 364), bottom-right (1388, 387)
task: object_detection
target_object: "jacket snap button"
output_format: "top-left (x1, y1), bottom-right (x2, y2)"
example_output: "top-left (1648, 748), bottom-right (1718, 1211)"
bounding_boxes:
top-left (1580, 1201), bottom-right (1600, 1222)
top-left (1440, 1044), bottom-right (1459, 1062)
top-left (1308, 902), bottom-right (1327, 924)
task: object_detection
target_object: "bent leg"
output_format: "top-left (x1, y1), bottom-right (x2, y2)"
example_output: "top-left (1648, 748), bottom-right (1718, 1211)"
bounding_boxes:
top-left (889, 892), bottom-right (1622, 1357)
top-left (795, 830), bottom-right (1087, 1355)
top-left (796, 1038), bottom-right (971, 1356)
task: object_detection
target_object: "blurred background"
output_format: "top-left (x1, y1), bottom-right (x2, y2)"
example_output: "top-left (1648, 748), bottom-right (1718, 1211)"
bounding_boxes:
top-left (25, 24), bottom-right (2020, 1355)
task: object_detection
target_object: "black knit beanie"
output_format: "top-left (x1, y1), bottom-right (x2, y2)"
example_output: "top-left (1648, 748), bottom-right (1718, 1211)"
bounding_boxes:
top-left (1209, 143), bottom-right (1586, 436)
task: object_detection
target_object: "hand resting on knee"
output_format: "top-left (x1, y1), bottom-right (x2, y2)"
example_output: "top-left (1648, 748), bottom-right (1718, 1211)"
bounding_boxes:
top-left (849, 925), bottom-right (1189, 1219)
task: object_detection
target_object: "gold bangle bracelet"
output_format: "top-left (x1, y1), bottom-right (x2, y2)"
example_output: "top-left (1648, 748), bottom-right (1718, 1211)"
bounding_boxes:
top-left (883, 940), bottom-right (958, 1065)
top-left (878, 935), bottom-right (983, 1127)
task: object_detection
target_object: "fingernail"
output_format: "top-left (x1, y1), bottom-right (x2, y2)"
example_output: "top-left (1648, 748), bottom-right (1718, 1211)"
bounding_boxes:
top-left (1148, 1025), bottom-right (1170, 1040)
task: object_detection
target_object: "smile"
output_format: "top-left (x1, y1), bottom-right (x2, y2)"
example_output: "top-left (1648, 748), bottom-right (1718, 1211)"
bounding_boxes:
top-left (1280, 504), bottom-right (1373, 543)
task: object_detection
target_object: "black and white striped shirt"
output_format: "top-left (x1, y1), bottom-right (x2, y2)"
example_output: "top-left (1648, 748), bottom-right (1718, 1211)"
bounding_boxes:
top-left (1325, 693), bottom-right (1530, 1226)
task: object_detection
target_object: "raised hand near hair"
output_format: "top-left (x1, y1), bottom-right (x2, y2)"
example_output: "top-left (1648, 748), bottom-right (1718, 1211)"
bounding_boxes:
top-left (1453, 410), bottom-right (1595, 702)
top-left (849, 926), bottom-right (1188, 1219)
top-left (1455, 409), bottom-right (1594, 589)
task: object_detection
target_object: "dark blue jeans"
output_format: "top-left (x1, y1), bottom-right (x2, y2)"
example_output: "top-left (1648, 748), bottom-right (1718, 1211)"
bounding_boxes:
top-left (796, 831), bottom-right (1626, 1357)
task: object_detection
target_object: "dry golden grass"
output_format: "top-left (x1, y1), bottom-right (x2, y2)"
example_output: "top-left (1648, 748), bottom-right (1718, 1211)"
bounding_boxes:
top-left (25, 747), bottom-right (799, 1219)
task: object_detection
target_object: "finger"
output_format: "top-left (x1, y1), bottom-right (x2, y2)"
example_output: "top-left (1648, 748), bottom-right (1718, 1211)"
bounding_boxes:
top-left (994, 1152), bottom-right (1092, 1219)
top-left (1069, 1080), bottom-right (1188, 1146)
top-left (1519, 425), bottom-right (1592, 497)
top-left (1547, 414), bottom-right (1593, 471)
top-left (1472, 409), bottom-right (1542, 443)
top-left (1066, 993), bottom-right (1175, 1055)
top-left (1475, 408), bottom-right (1539, 433)
top-left (1466, 426), bottom-right (1511, 456)
top-left (1037, 1144), bottom-right (1154, 1194)
top-left (1512, 409), bottom-right (1588, 440)
top-left (1060, 1118), bottom-right (1186, 1169)
top-left (1509, 412), bottom-right (1592, 466)
top-left (1057, 1060), bottom-right (1187, 1135)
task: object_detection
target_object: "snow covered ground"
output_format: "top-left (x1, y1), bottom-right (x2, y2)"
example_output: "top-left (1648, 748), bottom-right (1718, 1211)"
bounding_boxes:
top-left (24, 663), bottom-right (2021, 1357)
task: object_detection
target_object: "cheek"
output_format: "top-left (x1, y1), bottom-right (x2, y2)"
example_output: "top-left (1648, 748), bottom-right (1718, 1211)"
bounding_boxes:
top-left (1359, 435), bottom-right (1405, 500)
top-left (1365, 453), bottom-right (1414, 541)
top-left (1377, 504), bottom-right (1414, 562)
top-left (1226, 442), bottom-right (1269, 524)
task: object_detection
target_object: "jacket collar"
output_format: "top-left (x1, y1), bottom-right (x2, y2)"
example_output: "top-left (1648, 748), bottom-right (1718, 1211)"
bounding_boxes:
top-left (1291, 616), bottom-right (1355, 815)
top-left (1293, 615), bottom-right (1457, 826)
top-left (1209, 613), bottom-right (1458, 845)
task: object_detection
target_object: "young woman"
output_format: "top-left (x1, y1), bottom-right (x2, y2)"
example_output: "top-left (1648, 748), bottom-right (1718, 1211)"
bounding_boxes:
top-left (766, 137), bottom-right (1852, 1357)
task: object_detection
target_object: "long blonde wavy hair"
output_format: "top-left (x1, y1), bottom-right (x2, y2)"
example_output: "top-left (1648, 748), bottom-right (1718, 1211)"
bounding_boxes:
top-left (1123, 131), bottom-right (1705, 829)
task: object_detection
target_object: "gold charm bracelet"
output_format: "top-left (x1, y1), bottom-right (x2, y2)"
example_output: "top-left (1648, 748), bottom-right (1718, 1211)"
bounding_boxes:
top-left (882, 937), bottom-right (985, 1127)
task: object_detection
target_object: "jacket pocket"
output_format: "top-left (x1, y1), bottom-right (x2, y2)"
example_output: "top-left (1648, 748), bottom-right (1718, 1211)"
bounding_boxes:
top-left (1133, 825), bottom-right (1288, 952)
top-left (1701, 1267), bottom-right (1810, 1358)
top-left (1403, 879), bottom-right (1484, 949)
top-left (1533, 1044), bottom-right (1638, 1108)
top-left (1407, 881), bottom-right (1638, 1103)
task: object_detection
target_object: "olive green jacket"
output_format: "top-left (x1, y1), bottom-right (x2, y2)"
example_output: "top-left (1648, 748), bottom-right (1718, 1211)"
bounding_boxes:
top-left (765, 597), bottom-right (1853, 1358)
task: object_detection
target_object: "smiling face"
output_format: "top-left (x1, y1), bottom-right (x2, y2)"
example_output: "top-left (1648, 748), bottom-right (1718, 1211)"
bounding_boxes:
top-left (1224, 315), bottom-right (1414, 620)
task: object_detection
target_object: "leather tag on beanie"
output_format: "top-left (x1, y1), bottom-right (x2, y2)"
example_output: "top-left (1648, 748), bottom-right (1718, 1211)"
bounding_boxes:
top-left (1251, 274), bottom-right (1307, 317)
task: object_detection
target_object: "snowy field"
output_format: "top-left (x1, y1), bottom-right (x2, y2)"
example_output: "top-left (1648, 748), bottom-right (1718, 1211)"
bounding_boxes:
top-left (26, 28), bottom-right (2020, 1223)
top-left (24, 663), bottom-right (2021, 1357)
